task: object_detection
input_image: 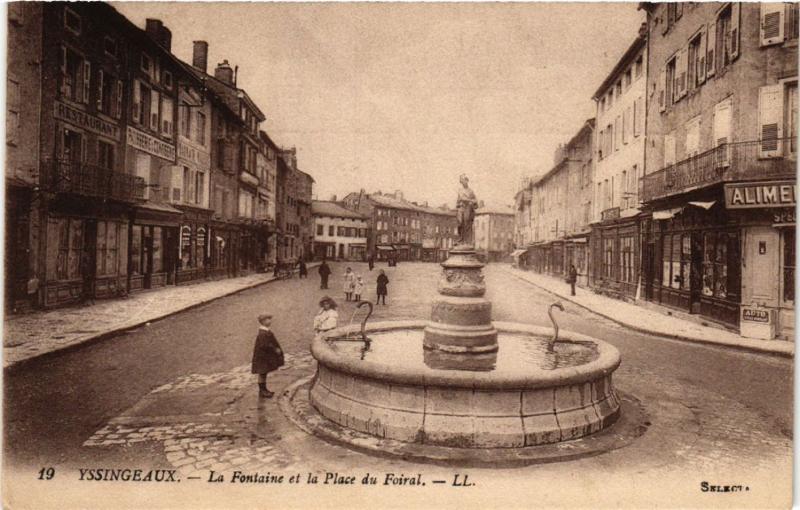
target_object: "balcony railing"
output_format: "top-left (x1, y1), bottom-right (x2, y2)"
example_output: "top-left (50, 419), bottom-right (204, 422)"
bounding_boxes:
top-left (641, 139), bottom-right (796, 202)
top-left (43, 159), bottom-right (145, 202)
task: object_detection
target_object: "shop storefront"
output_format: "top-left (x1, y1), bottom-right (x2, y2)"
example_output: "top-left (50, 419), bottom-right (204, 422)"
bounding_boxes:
top-left (376, 244), bottom-right (396, 261)
top-left (129, 202), bottom-right (181, 292)
top-left (564, 235), bottom-right (589, 288)
top-left (589, 209), bottom-right (641, 299)
top-left (175, 206), bottom-right (212, 284)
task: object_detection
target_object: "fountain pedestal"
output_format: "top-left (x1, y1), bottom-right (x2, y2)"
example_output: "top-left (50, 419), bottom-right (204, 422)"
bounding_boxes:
top-left (423, 245), bottom-right (498, 353)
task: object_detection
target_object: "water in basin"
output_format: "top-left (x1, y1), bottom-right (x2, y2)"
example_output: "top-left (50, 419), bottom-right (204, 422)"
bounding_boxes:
top-left (328, 330), bottom-right (599, 376)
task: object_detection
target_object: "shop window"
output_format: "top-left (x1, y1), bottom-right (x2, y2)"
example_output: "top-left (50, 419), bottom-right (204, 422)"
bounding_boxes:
top-left (782, 229), bottom-right (794, 304)
top-left (603, 237), bottom-right (614, 279)
top-left (152, 227), bottom-right (163, 273)
top-left (95, 221), bottom-right (118, 276)
top-left (196, 227), bottom-right (206, 269)
top-left (130, 226), bottom-right (142, 275)
top-left (702, 232), bottom-right (737, 299)
top-left (51, 218), bottom-right (83, 281)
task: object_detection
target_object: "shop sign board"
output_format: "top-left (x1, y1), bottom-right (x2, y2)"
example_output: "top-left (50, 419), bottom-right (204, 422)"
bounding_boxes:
top-left (54, 101), bottom-right (120, 140)
top-left (724, 181), bottom-right (795, 209)
top-left (127, 127), bottom-right (176, 161)
top-left (741, 308), bottom-right (770, 323)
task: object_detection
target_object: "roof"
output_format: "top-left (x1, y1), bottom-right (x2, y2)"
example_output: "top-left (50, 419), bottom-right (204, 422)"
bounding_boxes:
top-left (312, 201), bottom-right (367, 220)
top-left (183, 63), bottom-right (265, 121)
top-left (592, 28), bottom-right (647, 100)
top-left (367, 193), bottom-right (425, 213)
top-left (476, 206), bottom-right (514, 216)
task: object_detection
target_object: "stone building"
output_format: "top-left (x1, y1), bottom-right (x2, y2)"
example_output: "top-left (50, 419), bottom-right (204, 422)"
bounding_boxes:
top-left (640, 2), bottom-right (797, 339)
top-left (474, 206), bottom-right (515, 262)
top-left (526, 120), bottom-right (595, 286)
top-left (589, 28), bottom-right (648, 299)
top-left (341, 190), bottom-right (458, 262)
top-left (275, 149), bottom-right (314, 262)
top-left (312, 201), bottom-right (369, 260)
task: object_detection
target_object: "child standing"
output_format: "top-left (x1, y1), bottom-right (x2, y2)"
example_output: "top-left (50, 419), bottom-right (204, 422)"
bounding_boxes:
top-left (353, 275), bottom-right (364, 302)
top-left (251, 314), bottom-right (285, 398)
top-left (343, 267), bottom-right (356, 301)
top-left (376, 269), bottom-right (389, 305)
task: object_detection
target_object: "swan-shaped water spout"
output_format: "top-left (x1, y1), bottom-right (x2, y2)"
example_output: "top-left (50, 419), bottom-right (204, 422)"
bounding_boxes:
top-left (547, 302), bottom-right (564, 351)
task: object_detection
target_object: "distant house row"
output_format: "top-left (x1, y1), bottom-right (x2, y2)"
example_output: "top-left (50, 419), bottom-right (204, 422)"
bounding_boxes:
top-left (6, 3), bottom-right (314, 311)
top-left (513, 3), bottom-right (797, 341)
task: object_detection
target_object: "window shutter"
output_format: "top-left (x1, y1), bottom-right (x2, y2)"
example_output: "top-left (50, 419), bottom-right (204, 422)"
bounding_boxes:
top-left (760, 3), bottom-right (785, 46)
top-left (114, 80), bottom-right (123, 119)
top-left (96, 69), bottom-right (104, 111)
top-left (730, 2), bottom-right (741, 60)
top-left (758, 84), bottom-right (784, 158)
top-left (150, 90), bottom-right (159, 131)
top-left (59, 46), bottom-right (68, 97)
top-left (623, 106), bottom-right (631, 144)
top-left (633, 98), bottom-right (640, 137)
top-left (664, 133), bottom-right (676, 167)
top-left (82, 60), bottom-right (91, 104)
top-left (713, 99), bottom-right (732, 166)
top-left (677, 47), bottom-right (688, 99)
top-left (707, 22), bottom-right (717, 77)
top-left (615, 116), bottom-right (621, 150)
top-left (697, 27), bottom-right (707, 84)
top-left (132, 80), bottom-right (141, 124)
top-left (658, 65), bottom-right (666, 113)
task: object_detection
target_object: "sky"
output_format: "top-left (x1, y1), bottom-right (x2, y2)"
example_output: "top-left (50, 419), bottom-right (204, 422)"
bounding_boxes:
top-left (117, 2), bottom-right (644, 209)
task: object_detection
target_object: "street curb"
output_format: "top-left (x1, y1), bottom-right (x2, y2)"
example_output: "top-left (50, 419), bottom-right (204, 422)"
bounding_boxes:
top-left (4, 263), bottom-right (321, 372)
top-left (500, 267), bottom-right (794, 359)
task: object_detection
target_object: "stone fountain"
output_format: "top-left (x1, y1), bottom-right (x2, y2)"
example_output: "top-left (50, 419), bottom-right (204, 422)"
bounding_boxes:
top-left (307, 177), bottom-right (621, 449)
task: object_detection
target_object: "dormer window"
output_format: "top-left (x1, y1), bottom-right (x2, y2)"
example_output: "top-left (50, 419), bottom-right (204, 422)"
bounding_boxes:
top-left (64, 7), bottom-right (81, 35)
top-left (103, 36), bottom-right (117, 57)
top-left (141, 53), bottom-right (152, 76)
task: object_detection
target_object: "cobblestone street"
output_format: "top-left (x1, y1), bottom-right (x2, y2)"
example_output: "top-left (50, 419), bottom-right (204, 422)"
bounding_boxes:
top-left (3, 262), bottom-right (792, 508)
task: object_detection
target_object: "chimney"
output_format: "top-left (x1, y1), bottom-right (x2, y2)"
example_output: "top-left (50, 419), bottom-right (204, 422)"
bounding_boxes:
top-left (145, 19), bottom-right (171, 51)
top-left (423, 201), bottom-right (428, 207)
top-left (395, 190), bottom-right (403, 201)
top-left (330, 194), bottom-right (337, 202)
top-left (214, 60), bottom-right (234, 85)
top-left (192, 41), bottom-right (208, 72)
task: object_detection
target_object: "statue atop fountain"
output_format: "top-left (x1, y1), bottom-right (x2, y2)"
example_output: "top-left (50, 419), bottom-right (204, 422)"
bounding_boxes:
top-left (423, 174), bottom-right (498, 354)
top-left (455, 174), bottom-right (478, 248)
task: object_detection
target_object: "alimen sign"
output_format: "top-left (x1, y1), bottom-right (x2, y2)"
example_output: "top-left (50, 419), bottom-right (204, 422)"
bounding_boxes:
top-left (724, 181), bottom-right (796, 209)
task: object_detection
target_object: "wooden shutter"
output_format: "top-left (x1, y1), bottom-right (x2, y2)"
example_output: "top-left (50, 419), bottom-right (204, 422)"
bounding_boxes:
top-left (615, 115), bottom-right (621, 150)
top-left (114, 80), bottom-right (123, 119)
top-left (150, 90), bottom-right (159, 131)
top-left (707, 22), bottom-right (717, 77)
top-left (82, 60), bottom-right (91, 104)
top-left (758, 84), bottom-right (784, 158)
top-left (664, 133), bottom-right (676, 167)
top-left (96, 69), bottom-right (104, 111)
top-left (760, 3), bottom-right (785, 46)
top-left (638, 96), bottom-right (646, 135)
top-left (730, 2), bottom-right (741, 60)
top-left (677, 47), bottom-right (688, 99)
top-left (132, 80), bottom-right (141, 124)
top-left (713, 100), bottom-right (732, 166)
top-left (59, 46), bottom-right (68, 97)
top-left (697, 27), bottom-right (707, 84)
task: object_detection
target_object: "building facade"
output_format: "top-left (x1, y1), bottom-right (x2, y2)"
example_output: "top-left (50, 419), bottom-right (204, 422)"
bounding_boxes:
top-left (312, 201), bottom-right (369, 260)
top-left (526, 120), bottom-right (595, 286)
top-left (641, 2), bottom-right (797, 339)
top-left (6, 2), bottom-right (306, 311)
top-left (589, 29), bottom-right (648, 300)
top-left (474, 207), bottom-right (515, 262)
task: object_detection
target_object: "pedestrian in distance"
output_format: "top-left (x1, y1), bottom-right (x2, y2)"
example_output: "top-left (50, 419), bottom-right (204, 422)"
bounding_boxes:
top-left (343, 267), bottom-right (356, 301)
top-left (568, 264), bottom-right (578, 296)
top-left (251, 313), bottom-right (285, 399)
top-left (354, 275), bottom-right (364, 302)
top-left (367, 253), bottom-right (375, 271)
top-left (318, 259), bottom-right (331, 289)
top-left (298, 258), bottom-right (308, 279)
top-left (314, 296), bottom-right (339, 334)
top-left (376, 269), bottom-right (389, 305)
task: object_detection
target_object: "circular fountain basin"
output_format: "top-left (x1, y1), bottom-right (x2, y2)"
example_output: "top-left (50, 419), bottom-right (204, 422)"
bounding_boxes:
top-left (310, 320), bottom-right (621, 449)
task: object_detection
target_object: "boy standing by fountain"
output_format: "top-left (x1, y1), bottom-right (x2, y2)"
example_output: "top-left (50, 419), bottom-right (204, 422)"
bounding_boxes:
top-left (251, 313), bottom-right (285, 398)
top-left (376, 270), bottom-right (389, 305)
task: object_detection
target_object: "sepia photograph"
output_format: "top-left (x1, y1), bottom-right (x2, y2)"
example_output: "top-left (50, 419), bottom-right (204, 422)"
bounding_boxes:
top-left (2, 1), bottom-right (796, 508)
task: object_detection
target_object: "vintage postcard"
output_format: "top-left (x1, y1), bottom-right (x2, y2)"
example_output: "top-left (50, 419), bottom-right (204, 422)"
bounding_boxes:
top-left (3, 1), bottom-right (795, 508)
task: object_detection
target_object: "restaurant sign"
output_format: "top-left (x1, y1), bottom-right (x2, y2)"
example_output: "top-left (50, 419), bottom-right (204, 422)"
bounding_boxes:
top-left (724, 181), bottom-right (795, 209)
top-left (127, 127), bottom-right (176, 161)
top-left (54, 101), bottom-right (120, 140)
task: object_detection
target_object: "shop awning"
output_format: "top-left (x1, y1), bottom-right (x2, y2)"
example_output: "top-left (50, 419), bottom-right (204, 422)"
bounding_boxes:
top-left (376, 245), bottom-right (395, 251)
top-left (688, 200), bottom-right (716, 210)
top-left (510, 249), bottom-right (527, 258)
top-left (653, 207), bottom-right (683, 220)
top-left (134, 201), bottom-right (183, 226)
